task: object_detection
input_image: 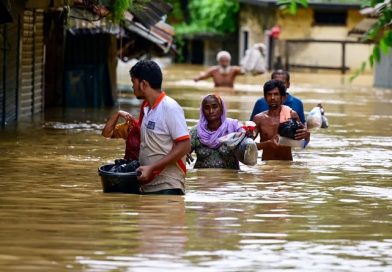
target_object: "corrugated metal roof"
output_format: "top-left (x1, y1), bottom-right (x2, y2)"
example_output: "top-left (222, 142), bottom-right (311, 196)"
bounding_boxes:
top-left (131, 0), bottom-right (172, 28)
top-left (67, 8), bottom-right (123, 35)
top-left (66, 8), bottom-right (174, 54)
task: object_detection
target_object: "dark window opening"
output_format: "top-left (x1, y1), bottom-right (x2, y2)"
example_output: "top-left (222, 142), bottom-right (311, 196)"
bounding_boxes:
top-left (242, 30), bottom-right (249, 56)
top-left (313, 10), bottom-right (347, 26)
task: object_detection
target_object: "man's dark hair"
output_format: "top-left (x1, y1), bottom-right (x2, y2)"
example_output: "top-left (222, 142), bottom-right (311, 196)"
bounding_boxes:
top-left (129, 60), bottom-right (162, 89)
top-left (271, 69), bottom-right (290, 83)
top-left (263, 79), bottom-right (286, 97)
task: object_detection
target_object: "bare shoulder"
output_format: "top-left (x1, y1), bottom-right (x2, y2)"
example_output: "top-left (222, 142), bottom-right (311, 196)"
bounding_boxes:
top-left (208, 66), bottom-right (220, 73)
top-left (253, 111), bottom-right (268, 124)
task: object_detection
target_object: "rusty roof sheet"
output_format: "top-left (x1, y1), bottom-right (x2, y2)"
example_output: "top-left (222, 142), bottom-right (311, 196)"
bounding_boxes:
top-left (130, 0), bottom-right (172, 28)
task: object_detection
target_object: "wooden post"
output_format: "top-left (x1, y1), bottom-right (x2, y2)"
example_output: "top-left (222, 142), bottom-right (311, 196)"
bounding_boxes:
top-left (341, 42), bottom-right (346, 74)
top-left (2, 24), bottom-right (6, 127)
top-left (31, 10), bottom-right (36, 116)
top-left (16, 16), bottom-right (20, 121)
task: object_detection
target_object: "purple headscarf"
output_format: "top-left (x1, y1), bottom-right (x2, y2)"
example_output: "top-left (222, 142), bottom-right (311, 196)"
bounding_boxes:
top-left (197, 94), bottom-right (241, 149)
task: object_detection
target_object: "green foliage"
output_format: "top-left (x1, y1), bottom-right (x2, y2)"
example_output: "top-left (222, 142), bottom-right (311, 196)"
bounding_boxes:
top-left (111, 0), bottom-right (132, 22)
top-left (173, 0), bottom-right (240, 35)
top-left (109, 0), bottom-right (151, 23)
top-left (168, 0), bottom-right (239, 62)
top-left (277, 0), bottom-right (308, 15)
top-left (166, 0), bottom-right (185, 23)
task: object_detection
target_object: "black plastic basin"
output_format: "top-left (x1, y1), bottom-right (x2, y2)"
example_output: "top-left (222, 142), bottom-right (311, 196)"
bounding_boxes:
top-left (98, 164), bottom-right (140, 194)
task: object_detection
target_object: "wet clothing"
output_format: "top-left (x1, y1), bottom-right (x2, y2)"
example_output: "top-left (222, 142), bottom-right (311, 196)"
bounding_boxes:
top-left (141, 189), bottom-right (185, 195)
top-left (138, 92), bottom-right (189, 194)
top-left (250, 93), bottom-right (305, 123)
top-left (190, 127), bottom-right (239, 170)
top-left (280, 105), bottom-right (293, 123)
top-left (111, 119), bottom-right (140, 161)
top-left (111, 92), bottom-right (189, 194)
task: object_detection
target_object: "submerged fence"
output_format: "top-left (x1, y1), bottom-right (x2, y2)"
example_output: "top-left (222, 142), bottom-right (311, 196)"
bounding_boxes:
top-left (284, 39), bottom-right (367, 75)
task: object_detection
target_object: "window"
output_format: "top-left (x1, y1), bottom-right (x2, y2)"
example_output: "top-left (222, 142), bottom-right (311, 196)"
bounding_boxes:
top-left (239, 28), bottom-right (249, 58)
top-left (313, 10), bottom-right (347, 26)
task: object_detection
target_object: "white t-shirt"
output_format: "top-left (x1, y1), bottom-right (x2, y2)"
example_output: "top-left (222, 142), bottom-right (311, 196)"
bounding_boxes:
top-left (139, 92), bottom-right (189, 193)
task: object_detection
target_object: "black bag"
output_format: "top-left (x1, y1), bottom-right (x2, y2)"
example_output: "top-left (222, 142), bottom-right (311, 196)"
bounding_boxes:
top-left (278, 119), bottom-right (302, 140)
top-left (108, 159), bottom-right (140, 173)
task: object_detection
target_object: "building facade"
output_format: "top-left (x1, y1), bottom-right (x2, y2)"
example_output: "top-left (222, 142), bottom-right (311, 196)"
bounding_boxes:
top-left (239, 0), bottom-right (373, 73)
top-left (0, 0), bottom-right (49, 126)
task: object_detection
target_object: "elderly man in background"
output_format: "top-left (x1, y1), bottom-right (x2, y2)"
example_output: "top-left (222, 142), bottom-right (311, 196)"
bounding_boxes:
top-left (193, 51), bottom-right (245, 88)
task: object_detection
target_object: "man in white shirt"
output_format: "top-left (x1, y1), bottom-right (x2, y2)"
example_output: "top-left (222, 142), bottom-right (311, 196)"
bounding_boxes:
top-left (102, 60), bottom-right (191, 195)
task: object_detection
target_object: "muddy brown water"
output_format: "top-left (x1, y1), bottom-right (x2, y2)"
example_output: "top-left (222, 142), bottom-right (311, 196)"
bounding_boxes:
top-left (0, 64), bottom-right (391, 271)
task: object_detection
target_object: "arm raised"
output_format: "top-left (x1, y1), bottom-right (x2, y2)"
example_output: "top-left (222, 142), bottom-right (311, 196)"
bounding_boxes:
top-left (101, 110), bottom-right (133, 138)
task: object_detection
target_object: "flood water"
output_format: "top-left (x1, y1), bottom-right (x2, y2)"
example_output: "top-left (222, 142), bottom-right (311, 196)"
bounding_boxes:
top-left (1, 64), bottom-right (392, 271)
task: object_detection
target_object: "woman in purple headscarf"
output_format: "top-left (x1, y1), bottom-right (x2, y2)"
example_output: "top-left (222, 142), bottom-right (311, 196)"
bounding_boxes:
top-left (189, 94), bottom-right (241, 169)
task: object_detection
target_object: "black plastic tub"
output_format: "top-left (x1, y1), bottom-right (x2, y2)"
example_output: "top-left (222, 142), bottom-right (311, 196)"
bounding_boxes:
top-left (98, 164), bottom-right (140, 194)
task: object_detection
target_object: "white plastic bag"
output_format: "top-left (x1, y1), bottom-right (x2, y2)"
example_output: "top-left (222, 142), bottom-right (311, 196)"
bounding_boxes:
top-left (237, 137), bottom-right (258, 165)
top-left (278, 135), bottom-right (306, 148)
top-left (219, 131), bottom-right (246, 149)
top-left (219, 132), bottom-right (258, 166)
top-left (240, 44), bottom-right (266, 75)
top-left (306, 104), bottom-right (329, 129)
top-left (306, 107), bottom-right (322, 129)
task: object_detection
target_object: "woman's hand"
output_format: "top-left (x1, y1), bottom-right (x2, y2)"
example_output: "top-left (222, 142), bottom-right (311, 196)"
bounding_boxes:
top-left (118, 110), bottom-right (133, 123)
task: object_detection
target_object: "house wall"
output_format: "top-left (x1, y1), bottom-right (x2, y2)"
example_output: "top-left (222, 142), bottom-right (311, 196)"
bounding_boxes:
top-left (238, 4), bottom-right (276, 60)
top-left (239, 5), bottom-right (373, 72)
top-left (184, 34), bottom-right (239, 66)
top-left (0, 11), bottom-right (20, 126)
top-left (64, 33), bottom-right (116, 107)
top-left (277, 9), bottom-right (372, 72)
top-left (203, 38), bottom-right (239, 66)
top-left (0, 1), bottom-right (45, 126)
top-left (19, 9), bottom-right (45, 119)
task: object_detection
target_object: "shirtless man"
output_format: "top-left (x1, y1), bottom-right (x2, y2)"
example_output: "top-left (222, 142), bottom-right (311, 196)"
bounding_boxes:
top-left (193, 51), bottom-right (244, 88)
top-left (253, 80), bottom-right (310, 161)
top-left (250, 70), bottom-right (305, 124)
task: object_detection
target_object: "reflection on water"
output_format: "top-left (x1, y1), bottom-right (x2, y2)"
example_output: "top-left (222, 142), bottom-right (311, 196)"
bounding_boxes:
top-left (1, 65), bottom-right (392, 271)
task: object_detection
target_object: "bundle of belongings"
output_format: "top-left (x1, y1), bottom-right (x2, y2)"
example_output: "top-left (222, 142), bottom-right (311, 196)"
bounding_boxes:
top-left (277, 118), bottom-right (307, 148)
top-left (306, 103), bottom-right (329, 129)
top-left (240, 43), bottom-right (267, 75)
top-left (106, 159), bottom-right (140, 173)
top-left (219, 121), bottom-right (258, 165)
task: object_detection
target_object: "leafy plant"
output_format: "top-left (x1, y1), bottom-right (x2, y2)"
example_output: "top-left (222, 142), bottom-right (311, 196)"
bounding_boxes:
top-left (277, 0), bottom-right (308, 14)
top-left (110, 0), bottom-right (150, 23)
top-left (169, 0), bottom-right (240, 35)
top-left (111, 0), bottom-right (132, 22)
top-left (167, 0), bottom-right (239, 62)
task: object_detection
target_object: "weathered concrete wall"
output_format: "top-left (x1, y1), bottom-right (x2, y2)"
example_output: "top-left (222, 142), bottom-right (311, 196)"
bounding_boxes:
top-left (374, 51), bottom-right (392, 88)
top-left (239, 5), bottom-right (373, 72)
top-left (238, 4), bottom-right (276, 58)
top-left (277, 8), bottom-right (372, 71)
